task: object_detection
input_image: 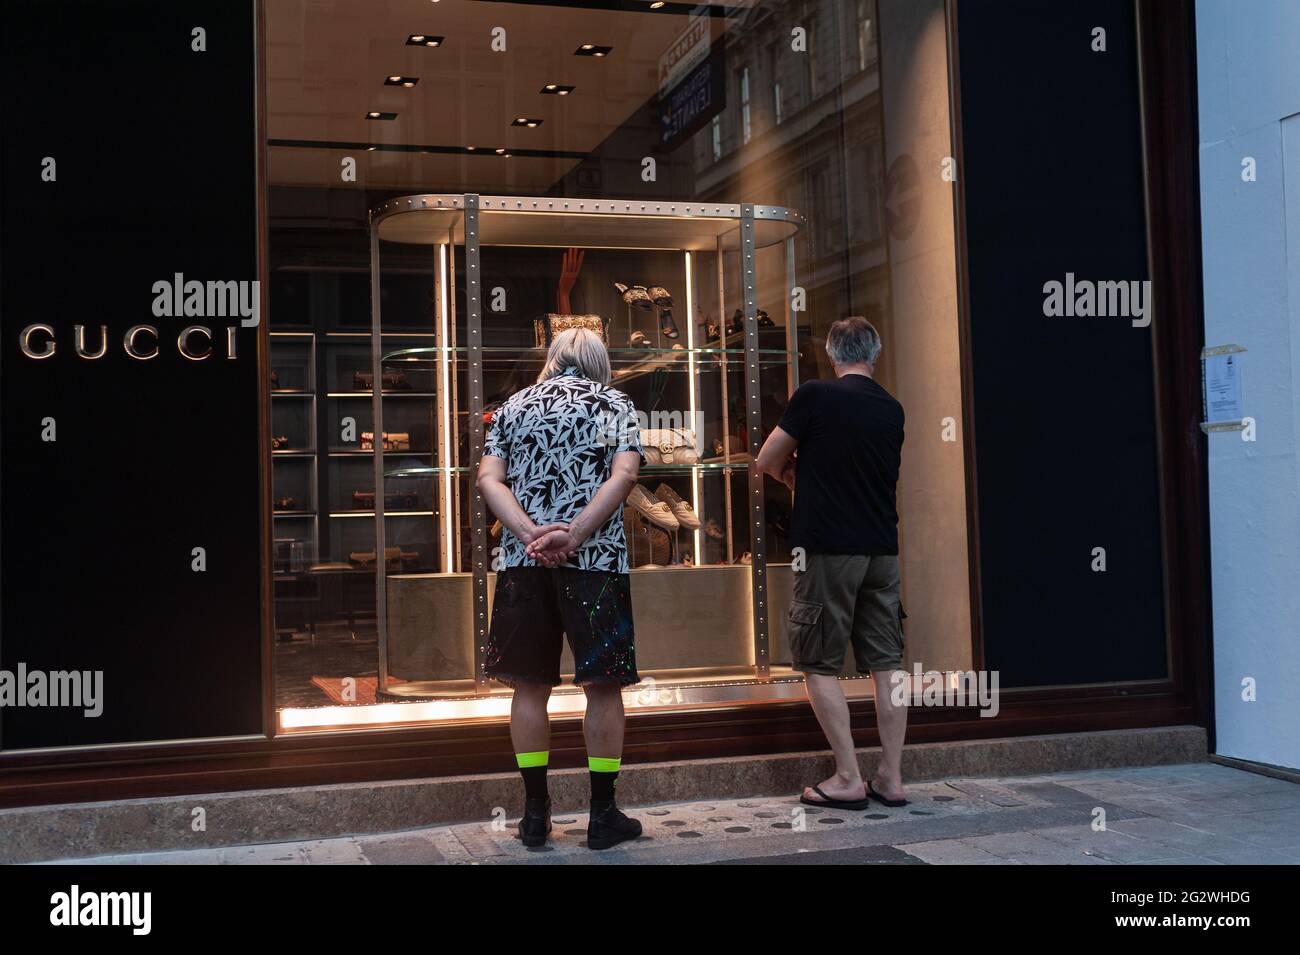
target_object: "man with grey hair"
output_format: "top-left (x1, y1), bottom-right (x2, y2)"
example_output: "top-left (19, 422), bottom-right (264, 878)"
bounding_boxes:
top-left (755, 315), bottom-right (909, 809)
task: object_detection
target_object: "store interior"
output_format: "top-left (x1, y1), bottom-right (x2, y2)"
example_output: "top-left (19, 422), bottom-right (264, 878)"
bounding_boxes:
top-left (266, 0), bottom-right (971, 731)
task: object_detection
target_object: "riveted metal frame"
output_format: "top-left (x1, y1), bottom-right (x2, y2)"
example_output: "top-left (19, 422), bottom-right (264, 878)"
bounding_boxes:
top-left (740, 206), bottom-right (770, 679)
top-left (716, 236), bottom-right (735, 564)
top-left (463, 195), bottom-right (491, 692)
top-left (368, 221), bottom-right (390, 691)
top-left (370, 194), bottom-right (804, 692)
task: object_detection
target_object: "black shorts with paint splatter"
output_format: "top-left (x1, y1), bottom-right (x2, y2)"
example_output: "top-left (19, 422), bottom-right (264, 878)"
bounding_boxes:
top-left (484, 567), bottom-right (639, 688)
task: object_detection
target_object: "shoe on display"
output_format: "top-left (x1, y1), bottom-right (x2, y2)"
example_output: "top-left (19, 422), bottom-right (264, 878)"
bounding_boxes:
top-left (586, 801), bottom-right (643, 850)
top-left (657, 307), bottom-right (680, 340)
top-left (734, 551), bottom-right (753, 565)
top-left (705, 319), bottom-right (721, 342)
top-left (628, 484), bottom-right (679, 531)
top-left (615, 282), bottom-right (654, 311)
top-left (757, 309), bottom-right (775, 328)
top-left (704, 518), bottom-right (725, 540)
top-left (648, 286), bottom-right (673, 308)
top-left (728, 308), bottom-right (744, 336)
top-left (519, 797), bottom-right (552, 848)
top-left (654, 483), bottom-right (701, 530)
top-left (629, 330), bottom-right (652, 348)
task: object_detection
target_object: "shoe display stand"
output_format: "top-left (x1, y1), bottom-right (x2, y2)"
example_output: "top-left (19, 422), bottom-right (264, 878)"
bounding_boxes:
top-left (367, 194), bottom-right (805, 699)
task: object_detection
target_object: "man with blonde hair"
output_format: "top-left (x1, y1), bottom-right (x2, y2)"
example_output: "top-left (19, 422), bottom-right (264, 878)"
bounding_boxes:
top-left (478, 327), bottom-right (646, 849)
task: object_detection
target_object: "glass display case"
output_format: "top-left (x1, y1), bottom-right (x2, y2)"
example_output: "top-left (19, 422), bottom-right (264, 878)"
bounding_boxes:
top-left (368, 194), bottom-right (822, 714)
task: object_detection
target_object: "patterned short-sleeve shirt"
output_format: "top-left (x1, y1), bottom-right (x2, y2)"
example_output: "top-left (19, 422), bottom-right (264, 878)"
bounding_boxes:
top-left (483, 367), bottom-right (642, 573)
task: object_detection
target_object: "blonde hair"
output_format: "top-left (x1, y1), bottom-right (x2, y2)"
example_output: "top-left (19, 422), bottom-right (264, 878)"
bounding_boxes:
top-left (537, 326), bottom-right (611, 386)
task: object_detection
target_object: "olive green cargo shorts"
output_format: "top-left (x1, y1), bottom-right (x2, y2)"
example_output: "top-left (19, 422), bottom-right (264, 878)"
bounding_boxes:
top-left (787, 554), bottom-right (905, 674)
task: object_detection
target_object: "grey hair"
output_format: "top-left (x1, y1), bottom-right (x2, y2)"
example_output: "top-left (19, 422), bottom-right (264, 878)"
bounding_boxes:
top-left (825, 315), bottom-right (882, 367)
top-left (537, 326), bottom-right (612, 386)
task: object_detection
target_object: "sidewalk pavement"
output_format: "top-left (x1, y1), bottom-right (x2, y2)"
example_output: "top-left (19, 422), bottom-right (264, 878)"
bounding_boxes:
top-left (40, 762), bottom-right (1300, 865)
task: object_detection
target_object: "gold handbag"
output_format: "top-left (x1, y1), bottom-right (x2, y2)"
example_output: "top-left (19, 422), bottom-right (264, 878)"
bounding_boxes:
top-left (533, 313), bottom-right (609, 348)
top-left (640, 428), bottom-right (699, 466)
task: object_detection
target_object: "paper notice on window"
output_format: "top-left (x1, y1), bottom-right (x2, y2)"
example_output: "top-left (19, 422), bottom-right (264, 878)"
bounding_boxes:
top-left (1204, 352), bottom-right (1243, 422)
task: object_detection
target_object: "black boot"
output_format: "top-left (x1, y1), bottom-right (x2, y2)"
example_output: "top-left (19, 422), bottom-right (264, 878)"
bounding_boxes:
top-left (519, 797), bottom-right (552, 847)
top-left (586, 800), bottom-right (642, 850)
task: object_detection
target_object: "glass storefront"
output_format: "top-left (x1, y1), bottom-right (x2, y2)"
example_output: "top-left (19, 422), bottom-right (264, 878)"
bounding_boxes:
top-left (266, 0), bottom-right (971, 731)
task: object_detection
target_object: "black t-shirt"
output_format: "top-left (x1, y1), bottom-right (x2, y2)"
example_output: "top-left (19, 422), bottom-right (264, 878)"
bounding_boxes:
top-left (777, 373), bottom-right (904, 555)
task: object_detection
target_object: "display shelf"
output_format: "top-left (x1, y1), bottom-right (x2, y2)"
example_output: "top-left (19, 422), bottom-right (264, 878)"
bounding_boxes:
top-left (329, 450), bottom-right (433, 458)
top-left (373, 195), bottom-right (804, 251)
top-left (271, 333), bottom-right (321, 614)
top-left (329, 510), bottom-right (434, 518)
top-left (369, 192), bottom-right (804, 696)
top-left (327, 391), bottom-right (437, 398)
top-left (382, 344), bottom-right (789, 361)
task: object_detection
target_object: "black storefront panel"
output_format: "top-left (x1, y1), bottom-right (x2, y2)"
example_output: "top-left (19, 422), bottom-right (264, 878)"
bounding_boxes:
top-left (1, 1), bottom-right (262, 747)
top-left (955, 0), bottom-right (1167, 687)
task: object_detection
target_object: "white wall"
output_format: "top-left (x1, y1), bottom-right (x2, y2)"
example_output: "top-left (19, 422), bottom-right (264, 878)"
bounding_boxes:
top-left (1197, 0), bottom-right (1300, 771)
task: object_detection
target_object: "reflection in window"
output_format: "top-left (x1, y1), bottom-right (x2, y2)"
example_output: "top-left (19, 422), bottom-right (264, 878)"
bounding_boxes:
top-left (740, 66), bottom-right (751, 144)
top-left (712, 114), bottom-right (722, 161)
top-left (857, 0), bottom-right (876, 72)
top-left (769, 44), bottom-right (783, 125)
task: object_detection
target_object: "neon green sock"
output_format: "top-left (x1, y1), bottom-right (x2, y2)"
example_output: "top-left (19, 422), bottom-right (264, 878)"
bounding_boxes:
top-left (515, 750), bottom-right (549, 769)
top-left (517, 751), bottom-right (549, 800)
top-left (588, 756), bottom-right (621, 773)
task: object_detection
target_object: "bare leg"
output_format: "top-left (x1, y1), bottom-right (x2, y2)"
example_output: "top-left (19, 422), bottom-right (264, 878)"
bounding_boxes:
top-left (871, 669), bottom-right (908, 801)
top-left (510, 683), bottom-right (553, 754)
top-left (582, 683), bottom-right (625, 758)
top-left (802, 673), bottom-right (866, 802)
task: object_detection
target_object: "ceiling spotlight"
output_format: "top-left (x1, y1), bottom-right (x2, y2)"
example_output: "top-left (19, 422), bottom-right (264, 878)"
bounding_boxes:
top-left (407, 34), bottom-right (444, 46)
top-left (384, 75), bottom-right (419, 87)
top-left (575, 44), bottom-right (612, 57)
top-left (541, 84), bottom-right (575, 95)
top-left (511, 117), bottom-right (543, 128)
top-left (495, 147), bottom-right (507, 155)
top-left (365, 111), bottom-right (397, 120)
top-left (650, 1), bottom-right (665, 7)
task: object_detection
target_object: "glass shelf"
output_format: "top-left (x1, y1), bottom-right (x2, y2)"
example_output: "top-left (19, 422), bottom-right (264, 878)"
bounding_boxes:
top-left (383, 465), bottom-right (474, 479)
top-left (327, 391), bottom-right (438, 398)
top-left (329, 450), bottom-right (433, 458)
top-left (382, 344), bottom-right (791, 362)
top-left (329, 510), bottom-right (435, 518)
top-left (383, 463), bottom-right (741, 480)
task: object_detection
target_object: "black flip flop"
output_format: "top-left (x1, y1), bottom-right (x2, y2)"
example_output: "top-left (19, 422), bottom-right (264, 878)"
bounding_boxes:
top-left (799, 784), bottom-right (871, 811)
top-left (867, 780), bottom-right (908, 807)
